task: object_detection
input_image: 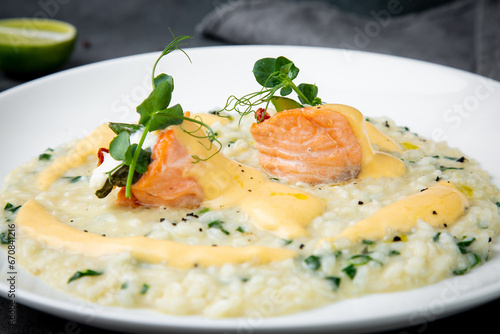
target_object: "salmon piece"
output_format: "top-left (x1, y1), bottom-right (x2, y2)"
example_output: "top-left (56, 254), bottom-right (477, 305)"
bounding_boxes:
top-left (117, 129), bottom-right (204, 208)
top-left (250, 106), bottom-right (362, 184)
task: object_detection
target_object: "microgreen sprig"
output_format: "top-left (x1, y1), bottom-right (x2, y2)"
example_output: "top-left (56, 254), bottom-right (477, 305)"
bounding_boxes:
top-left (96, 34), bottom-right (221, 200)
top-left (219, 56), bottom-right (322, 122)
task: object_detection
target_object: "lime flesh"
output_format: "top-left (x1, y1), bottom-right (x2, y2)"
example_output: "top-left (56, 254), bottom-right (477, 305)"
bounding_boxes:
top-left (0, 18), bottom-right (77, 76)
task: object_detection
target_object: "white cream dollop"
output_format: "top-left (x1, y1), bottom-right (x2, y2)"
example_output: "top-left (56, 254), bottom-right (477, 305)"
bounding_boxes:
top-left (89, 152), bottom-right (122, 191)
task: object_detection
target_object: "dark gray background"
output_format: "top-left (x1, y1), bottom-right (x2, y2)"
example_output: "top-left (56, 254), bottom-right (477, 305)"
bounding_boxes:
top-left (1, 0), bottom-right (500, 333)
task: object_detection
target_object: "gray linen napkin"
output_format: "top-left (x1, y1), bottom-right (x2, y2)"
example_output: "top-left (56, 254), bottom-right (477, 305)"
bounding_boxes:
top-left (198, 0), bottom-right (500, 80)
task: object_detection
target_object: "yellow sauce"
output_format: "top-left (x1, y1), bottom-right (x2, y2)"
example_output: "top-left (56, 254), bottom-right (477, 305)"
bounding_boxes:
top-left (16, 199), bottom-right (297, 269)
top-left (38, 124), bottom-right (115, 191)
top-left (320, 104), bottom-right (405, 179)
top-left (364, 122), bottom-right (403, 154)
top-left (318, 181), bottom-right (469, 246)
top-left (173, 118), bottom-right (325, 239)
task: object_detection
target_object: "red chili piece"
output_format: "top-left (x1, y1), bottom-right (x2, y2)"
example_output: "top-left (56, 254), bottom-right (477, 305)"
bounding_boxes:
top-left (97, 147), bottom-right (109, 166)
top-left (255, 108), bottom-right (270, 123)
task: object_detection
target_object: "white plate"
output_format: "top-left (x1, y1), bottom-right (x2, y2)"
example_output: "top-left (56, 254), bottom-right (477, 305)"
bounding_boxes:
top-left (1, 45), bottom-right (500, 333)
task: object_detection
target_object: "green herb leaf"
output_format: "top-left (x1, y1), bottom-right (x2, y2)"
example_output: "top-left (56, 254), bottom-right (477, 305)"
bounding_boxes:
top-left (388, 250), bottom-right (400, 256)
top-left (140, 283), bottom-right (150, 294)
top-left (95, 179), bottom-right (114, 199)
top-left (121, 282), bottom-right (128, 289)
top-left (280, 85), bottom-right (292, 96)
top-left (124, 145), bottom-right (151, 173)
top-left (433, 232), bottom-right (441, 242)
top-left (348, 254), bottom-right (383, 266)
top-left (198, 208), bottom-right (210, 214)
top-left (457, 237), bottom-right (475, 254)
top-left (153, 73), bottom-right (174, 91)
top-left (109, 131), bottom-right (131, 161)
top-left (208, 220), bottom-right (230, 235)
top-left (325, 276), bottom-right (341, 291)
top-left (275, 56), bottom-right (299, 80)
top-left (39, 153), bottom-right (52, 161)
top-left (68, 269), bottom-right (103, 283)
top-left (108, 165), bottom-right (131, 187)
top-left (453, 268), bottom-right (467, 275)
top-left (304, 255), bottom-right (321, 270)
top-left (62, 176), bottom-right (83, 183)
top-left (0, 232), bottom-right (12, 244)
top-left (253, 58), bottom-right (280, 87)
top-left (297, 83), bottom-right (319, 105)
top-left (439, 166), bottom-right (464, 171)
top-left (342, 264), bottom-right (357, 279)
top-left (470, 253), bottom-right (481, 268)
top-left (108, 122), bottom-right (142, 135)
top-left (348, 254), bottom-right (372, 266)
top-left (236, 226), bottom-right (245, 233)
top-left (148, 104), bottom-right (184, 132)
top-left (4, 203), bottom-right (21, 213)
top-left (137, 79), bottom-right (173, 125)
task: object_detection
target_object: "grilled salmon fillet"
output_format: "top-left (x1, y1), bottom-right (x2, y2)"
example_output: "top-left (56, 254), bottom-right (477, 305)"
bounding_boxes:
top-left (250, 105), bottom-right (362, 184)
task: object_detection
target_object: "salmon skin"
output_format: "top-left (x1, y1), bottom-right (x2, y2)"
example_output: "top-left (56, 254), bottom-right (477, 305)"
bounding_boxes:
top-left (117, 129), bottom-right (204, 208)
top-left (250, 105), bottom-right (362, 185)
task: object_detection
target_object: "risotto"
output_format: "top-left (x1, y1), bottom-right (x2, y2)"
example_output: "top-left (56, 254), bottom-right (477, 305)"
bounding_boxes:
top-left (1, 42), bottom-right (500, 317)
top-left (1, 110), bottom-right (499, 318)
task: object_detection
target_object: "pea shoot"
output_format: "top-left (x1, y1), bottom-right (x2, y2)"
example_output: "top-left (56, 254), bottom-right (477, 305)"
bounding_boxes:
top-left (96, 33), bottom-right (221, 199)
top-left (220, 56), bottom-right (322, 122)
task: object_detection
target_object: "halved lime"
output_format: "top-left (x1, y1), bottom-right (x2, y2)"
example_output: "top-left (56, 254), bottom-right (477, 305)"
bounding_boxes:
top-left (0, 18), bottom-right (77, 76)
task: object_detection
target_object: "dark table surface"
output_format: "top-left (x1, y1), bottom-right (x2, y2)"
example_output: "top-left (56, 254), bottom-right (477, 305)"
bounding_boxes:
top-left (1, 1), bottom-right (500, 333)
